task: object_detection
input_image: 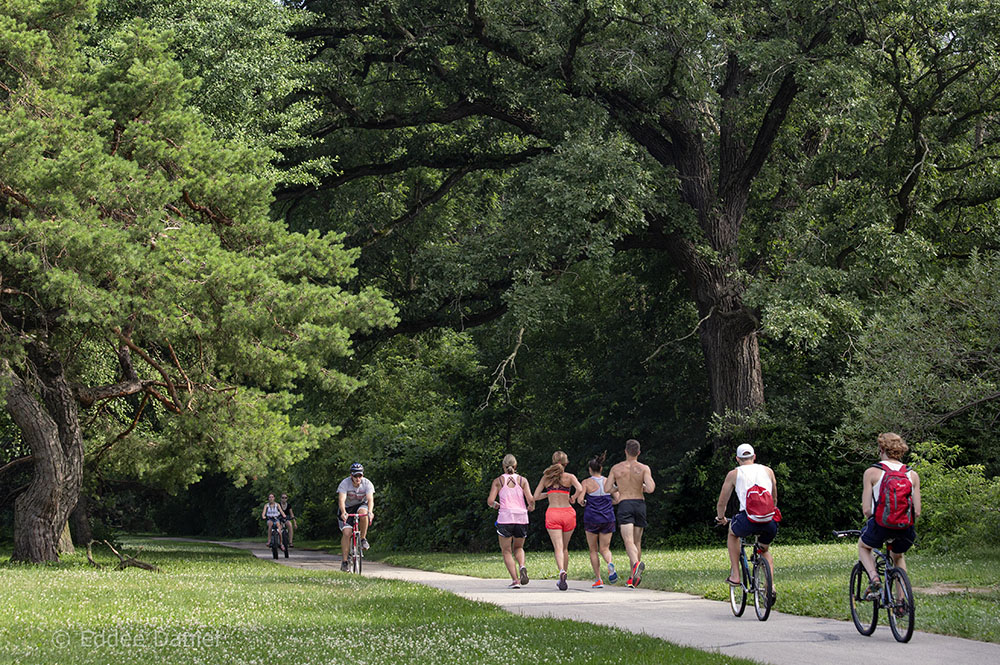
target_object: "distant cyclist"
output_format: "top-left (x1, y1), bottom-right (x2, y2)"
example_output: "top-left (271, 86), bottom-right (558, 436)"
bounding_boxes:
top-left (578, 451), bottom-right (620, 588)
top-left (487, 454), bottom-right (535, 588)
top-left (533, 450), bottom-right (583, 591)
top-left (279, 493), bottom-right (297, 547)
top-left (261, 493), bottom-right (287, 544)
top-left (858, 432), bottom-right (921, 598)
top-left (338, 463), bottom-right (374, 572)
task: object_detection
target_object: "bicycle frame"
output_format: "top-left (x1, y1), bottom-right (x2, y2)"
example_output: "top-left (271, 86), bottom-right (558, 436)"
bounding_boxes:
top-left (834, 529), bottom-right (915, 642)
top-left (727, 531), bottom-right (773, 621)
top-left (344, 512), bottom-right (365, 574)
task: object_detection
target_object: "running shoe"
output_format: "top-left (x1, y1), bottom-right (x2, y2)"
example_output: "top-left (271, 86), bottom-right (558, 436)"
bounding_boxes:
top-left (626, 577), bottom-right (634, 588)
top-left (519, 565), bottom-right (529, 586)
top-left (592, 579), bottom-right (603, 588)
top-left (360, 537), bottom-right (370, 550)
top-left (607, 562), bottom-right (618, 584)
top-left (557, 570), bottom-right (568, 591)
top-left (507, 581), bottom-right (520, 589)
top-left (631, 561), bottom-right (645, 588)
top-left (340, 561), bottom-right (349, 572)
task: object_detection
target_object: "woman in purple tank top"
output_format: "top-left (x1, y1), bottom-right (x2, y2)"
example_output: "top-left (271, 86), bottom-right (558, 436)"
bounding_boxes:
top-left (487, 454), bottom-right (536, 588)
top-left (578, 451), bottom-right (620, 587)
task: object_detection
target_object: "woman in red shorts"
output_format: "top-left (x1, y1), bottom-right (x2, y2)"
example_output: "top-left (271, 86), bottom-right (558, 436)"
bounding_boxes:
top-left (533, 450), bottom-right (583, 590)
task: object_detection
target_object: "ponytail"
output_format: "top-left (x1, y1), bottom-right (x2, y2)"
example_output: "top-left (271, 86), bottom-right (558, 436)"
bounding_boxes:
top-left (588, 450), bottom-right (607, 473)
top-left (502, 454), bottom-right (517, 475)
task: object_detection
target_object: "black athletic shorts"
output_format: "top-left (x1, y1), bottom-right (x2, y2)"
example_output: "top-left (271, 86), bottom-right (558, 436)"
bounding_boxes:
top-left (495, 522), bottom-right (528, 539)
top-left (616, 499), bottom-right (647, 528)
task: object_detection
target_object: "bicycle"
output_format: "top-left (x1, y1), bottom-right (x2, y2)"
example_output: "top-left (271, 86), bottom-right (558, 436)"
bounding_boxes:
top-left (344, 512), bottom-right (364, 574)
top-left (720, 519), bottom-right (773, 621)
top-left (833, 529), bottom-right (915, 642)
top-left (267, 518), bottom-right (289, 560)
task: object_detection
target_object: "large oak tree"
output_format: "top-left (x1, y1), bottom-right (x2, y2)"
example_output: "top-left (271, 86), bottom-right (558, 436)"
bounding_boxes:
top-left (281, 1), bottom-right (1000, 437)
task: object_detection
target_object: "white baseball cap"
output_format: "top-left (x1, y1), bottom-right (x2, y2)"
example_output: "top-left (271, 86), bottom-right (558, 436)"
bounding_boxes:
top-left (736, 443), bottom-right (755, 459)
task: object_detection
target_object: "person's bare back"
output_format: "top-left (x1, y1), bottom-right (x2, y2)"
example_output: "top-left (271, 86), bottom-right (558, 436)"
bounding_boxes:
top-left (608, 459), bottom-right (653, 500)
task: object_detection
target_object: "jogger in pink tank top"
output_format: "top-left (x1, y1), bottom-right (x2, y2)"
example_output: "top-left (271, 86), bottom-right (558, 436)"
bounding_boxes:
top-left (487, 454), bottom-right (536, 588)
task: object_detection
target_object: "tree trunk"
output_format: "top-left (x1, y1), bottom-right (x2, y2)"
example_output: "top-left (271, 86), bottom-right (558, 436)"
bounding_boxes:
top-left (699, 307), bottom-right (764, 418)
top-left (58, 521), bottom-right (75, 555)
top-left (70, 493), bottom-right (93, 547)
top-left (3, 347), bottom-right (85, 563)
top-left (660, 209), bottom-right (765, 421)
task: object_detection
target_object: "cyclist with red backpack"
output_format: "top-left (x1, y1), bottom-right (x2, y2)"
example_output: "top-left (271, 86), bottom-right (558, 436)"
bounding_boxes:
top-left (715, 444), bottom-right (780, 602)
top-left (858, 432), bottom-right (922, 598)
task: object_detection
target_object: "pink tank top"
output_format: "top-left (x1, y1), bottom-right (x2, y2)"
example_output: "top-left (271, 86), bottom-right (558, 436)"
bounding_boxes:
top-left (497, 474), bottom-right (529, 524)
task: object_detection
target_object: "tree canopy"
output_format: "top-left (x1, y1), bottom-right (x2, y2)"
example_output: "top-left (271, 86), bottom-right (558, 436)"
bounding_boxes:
top-left (0, 0), bottom-right (394, 561)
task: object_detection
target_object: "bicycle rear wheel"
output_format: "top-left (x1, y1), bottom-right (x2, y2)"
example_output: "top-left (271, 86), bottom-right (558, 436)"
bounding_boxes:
top-left (752, 555), bottom-right (773, 621)
top-left (887, 568), bottom-right (914, 643)
top-left (849, 562), bottom-right (878, 635)
top-left (729, 556), bottom-right (747, 617)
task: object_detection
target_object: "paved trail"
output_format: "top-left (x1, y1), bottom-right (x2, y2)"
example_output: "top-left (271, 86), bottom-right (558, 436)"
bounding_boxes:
top-left (215, 541), bottom-right (998, 665)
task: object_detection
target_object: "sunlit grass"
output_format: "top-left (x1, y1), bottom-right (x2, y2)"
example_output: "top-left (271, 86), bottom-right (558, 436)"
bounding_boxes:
top-left (378, 542), bottom-right (1000, 642)
top-left (0, 540), bottom-right (759, 665)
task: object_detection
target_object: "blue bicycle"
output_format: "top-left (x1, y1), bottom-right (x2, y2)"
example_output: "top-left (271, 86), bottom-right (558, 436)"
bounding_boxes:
top-left (834, 530), bottom-right (914, 642)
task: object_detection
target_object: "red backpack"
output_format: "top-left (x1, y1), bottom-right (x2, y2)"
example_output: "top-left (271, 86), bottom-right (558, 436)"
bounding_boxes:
top-left (873, 462), bottom-right (914, 529)
top-left (745, 484), bottom-right (779, 523)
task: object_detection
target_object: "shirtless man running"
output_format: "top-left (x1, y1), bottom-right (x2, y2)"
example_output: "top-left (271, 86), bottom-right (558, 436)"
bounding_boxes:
top-left (606, 438), bottom-right (655, 587)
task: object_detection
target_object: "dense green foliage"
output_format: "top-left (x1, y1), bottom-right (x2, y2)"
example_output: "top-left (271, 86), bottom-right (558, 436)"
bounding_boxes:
top-left (0, 0), bottom-right (393, 559)
top-left (5, 0), bottom-right (1000, 560)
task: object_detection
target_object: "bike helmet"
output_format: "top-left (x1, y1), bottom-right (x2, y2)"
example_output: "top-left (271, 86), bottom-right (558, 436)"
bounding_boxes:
top-left (349, 462), bottom-right (364, 476)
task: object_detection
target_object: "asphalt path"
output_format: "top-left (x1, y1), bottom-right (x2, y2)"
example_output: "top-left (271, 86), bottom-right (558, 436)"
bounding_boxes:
top-left (213, 541), bottom-right (999, 665)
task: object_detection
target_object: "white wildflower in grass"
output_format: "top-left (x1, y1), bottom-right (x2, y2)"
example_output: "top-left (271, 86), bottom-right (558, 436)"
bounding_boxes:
top-left (0, 539), bottom-right (755, 665)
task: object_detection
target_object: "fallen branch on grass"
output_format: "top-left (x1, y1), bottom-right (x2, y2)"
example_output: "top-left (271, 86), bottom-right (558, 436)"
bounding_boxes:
top-left (85, 540), bottom-right (162, 572)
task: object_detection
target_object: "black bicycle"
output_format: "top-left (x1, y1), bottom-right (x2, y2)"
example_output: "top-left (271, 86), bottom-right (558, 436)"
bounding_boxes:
top-left (268, 518), bottom-right (289, 560)
top-left (833, 530), bottom-right (914, 642)
top-left (722, 522), bottom-right (773, 621)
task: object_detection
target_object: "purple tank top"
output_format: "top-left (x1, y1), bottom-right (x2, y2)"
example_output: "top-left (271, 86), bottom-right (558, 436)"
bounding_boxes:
top-left (583, 476), bottom-right (615, 523)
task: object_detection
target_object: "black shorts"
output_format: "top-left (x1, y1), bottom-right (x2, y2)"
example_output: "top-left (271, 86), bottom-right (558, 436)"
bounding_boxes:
top-left (616, 499), bottom-right (647, 528)
top-left (338, 504), bottom-right (367, 531)
top-left (496, 522), bottom-right (528, 539)
top-left (860, 517), bottom-right (916, 553)
top-left (729, 511), bottom-right (778, 544)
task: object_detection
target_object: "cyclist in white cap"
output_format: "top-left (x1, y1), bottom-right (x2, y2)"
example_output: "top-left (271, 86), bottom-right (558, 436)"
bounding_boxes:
top-left (715, 443), bottom-right (779, 604)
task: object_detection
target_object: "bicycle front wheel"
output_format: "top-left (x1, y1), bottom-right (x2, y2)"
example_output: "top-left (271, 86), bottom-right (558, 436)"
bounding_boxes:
top-left (729, 557), bottom-right (747, 617)
top-left (887, 568), bottom-right (915, 643)
top-left (752, 555), bottom-right (773, 621)
top-left (849, 562), bottom-right (878, 636)
top-left (351, 542), bottom-right (363, 574)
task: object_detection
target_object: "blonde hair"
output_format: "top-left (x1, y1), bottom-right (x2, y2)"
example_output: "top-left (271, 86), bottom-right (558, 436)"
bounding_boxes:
top-left (878, 432), bottom-right (909, 460)
top-left (541, 450), bottom-right (569, 487)
top-left (502, 454), bottom-right (517, 474)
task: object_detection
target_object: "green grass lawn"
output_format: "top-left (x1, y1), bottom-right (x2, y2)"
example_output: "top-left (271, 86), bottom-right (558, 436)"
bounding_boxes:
top-left (375, 542), bottom-right (1000, 642)
top-left (0, 540), bottom-right (758, 665)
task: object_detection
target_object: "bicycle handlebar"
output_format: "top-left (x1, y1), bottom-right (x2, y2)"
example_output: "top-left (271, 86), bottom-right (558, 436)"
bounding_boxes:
top-left (832, 529), bottom-right (862, 538)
